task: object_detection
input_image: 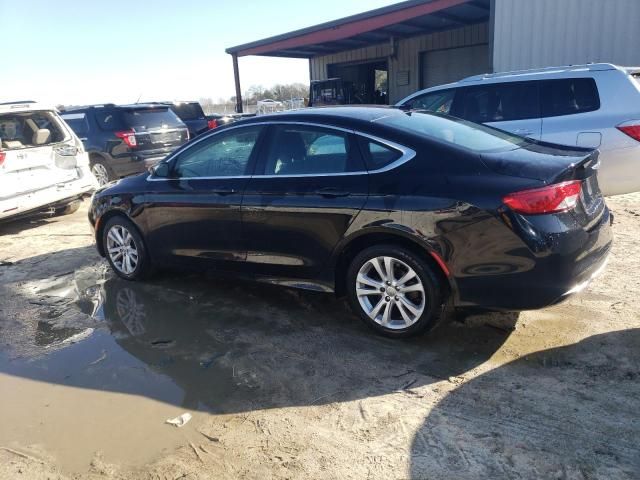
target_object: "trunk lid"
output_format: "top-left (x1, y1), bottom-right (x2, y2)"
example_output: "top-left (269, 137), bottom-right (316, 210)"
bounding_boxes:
top-left (482, 142), bottom-right (605, 228)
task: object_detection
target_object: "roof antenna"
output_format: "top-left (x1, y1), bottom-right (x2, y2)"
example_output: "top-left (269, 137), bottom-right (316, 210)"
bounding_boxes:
top-left (135, 93), bottom-right (142, 104)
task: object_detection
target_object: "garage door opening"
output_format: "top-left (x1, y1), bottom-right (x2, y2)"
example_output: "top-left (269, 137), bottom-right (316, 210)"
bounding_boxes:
top-left (420, 44), bottom-right (490, 89)
top-left (328, 59), bottom-right (389, 105)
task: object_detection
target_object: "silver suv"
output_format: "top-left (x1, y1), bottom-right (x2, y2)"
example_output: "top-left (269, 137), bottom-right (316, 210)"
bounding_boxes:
top-left (397, 63), bottom-right (640, 196)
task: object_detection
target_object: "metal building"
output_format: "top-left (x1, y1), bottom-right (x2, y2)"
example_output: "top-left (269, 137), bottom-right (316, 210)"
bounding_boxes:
top-left (226, 0), bottom-right (640, 111)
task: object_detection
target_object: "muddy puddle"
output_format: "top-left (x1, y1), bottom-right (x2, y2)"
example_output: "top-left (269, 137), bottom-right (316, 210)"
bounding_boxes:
top-left (0, 266), bottom-right (518, 472)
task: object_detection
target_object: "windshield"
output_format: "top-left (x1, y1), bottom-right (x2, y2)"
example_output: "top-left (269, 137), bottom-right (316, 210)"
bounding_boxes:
top-left (377, 111), bottom-right (530, 153)
top-left (170, 103), bottom-right (204, 120)
top-left (0, 110), bottom-right (68, 150)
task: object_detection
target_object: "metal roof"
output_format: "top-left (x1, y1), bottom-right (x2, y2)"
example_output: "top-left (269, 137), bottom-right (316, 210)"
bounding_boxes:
top-left (226, 0), bottom-right (490, 58)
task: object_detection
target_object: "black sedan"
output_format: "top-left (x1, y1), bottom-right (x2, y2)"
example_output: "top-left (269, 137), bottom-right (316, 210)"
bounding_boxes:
top-left (89, 107), bottom-right (612, 337)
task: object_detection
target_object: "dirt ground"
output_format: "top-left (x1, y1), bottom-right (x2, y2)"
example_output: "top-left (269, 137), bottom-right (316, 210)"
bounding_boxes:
top-left (0, 194), bottom-right (638, 480)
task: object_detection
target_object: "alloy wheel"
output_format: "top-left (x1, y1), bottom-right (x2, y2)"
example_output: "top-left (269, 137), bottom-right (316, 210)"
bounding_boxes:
top-left (92, 163), bottom-right (110, 186)
top-left (356, 256), bottom-right (426, 329)
top-left (106, 225), bottom-right (139, 275)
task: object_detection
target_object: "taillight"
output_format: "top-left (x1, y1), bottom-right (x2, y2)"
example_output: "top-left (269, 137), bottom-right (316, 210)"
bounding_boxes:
top-left (616, 121), bottom-right (640, 142)
top-left (207, 119), bottom-right (218, 129)
top-left (0, 151), bottom-right (5, 167)
top-left (115, 130), bottom-right (137, 148)
top-left (503, 180), bottom-right (582, 215)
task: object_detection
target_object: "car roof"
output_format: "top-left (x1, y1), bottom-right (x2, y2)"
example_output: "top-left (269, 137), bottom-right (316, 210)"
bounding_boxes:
top-left (0, 101), bottom-right (58, 114)
top-left (398, 63), bottom-right (640, 104)
top-left (63, 103), bottom-right (171, 112)
top-left (242, 106), bottom-right (404, 123)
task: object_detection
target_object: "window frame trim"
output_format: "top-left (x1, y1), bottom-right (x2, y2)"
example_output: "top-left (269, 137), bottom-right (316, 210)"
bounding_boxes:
top-left (147, 121), bottom-right (416, 181)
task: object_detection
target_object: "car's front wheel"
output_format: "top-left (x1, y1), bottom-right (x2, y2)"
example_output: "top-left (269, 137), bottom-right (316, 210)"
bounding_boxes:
top-left (346, 245), bottom-right (445, 338)
top-left (102, 216), bottom-right (153, 280)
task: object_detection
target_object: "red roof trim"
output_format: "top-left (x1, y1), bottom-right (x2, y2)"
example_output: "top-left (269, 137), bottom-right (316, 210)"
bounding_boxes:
top-left (236, 0), bottom-right (472, 57)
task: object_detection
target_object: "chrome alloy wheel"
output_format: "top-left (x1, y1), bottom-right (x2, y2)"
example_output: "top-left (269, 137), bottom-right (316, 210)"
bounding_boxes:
top-left (91, 163), bottom-right (110, 186)
top-left (106, 225), bottom-right (139, 275)
top-left (356, 256), bottom-right (426, 329)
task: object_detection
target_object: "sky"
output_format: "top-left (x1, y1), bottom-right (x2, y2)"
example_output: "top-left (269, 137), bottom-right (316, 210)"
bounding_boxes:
top-left (0, 0), bottom-right (400, 106)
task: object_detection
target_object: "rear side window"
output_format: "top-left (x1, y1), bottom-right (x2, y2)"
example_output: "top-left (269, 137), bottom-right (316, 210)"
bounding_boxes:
top-left (405, 89), bottom-right (455, 114)
top-left (61, 112), bottom-right (89, 136)
top-left (358, 137), bottom-right (402, 170)
top-left (540, 78), bottom-right (600, 117)
top-left (122, 108), bottom-right (184, 130)
top-left (263, 125), bottom-right (363, 175)
top-left (0, 111), bottom-right (67, 149)
top-left (451, 82), bottom-right (539, 123)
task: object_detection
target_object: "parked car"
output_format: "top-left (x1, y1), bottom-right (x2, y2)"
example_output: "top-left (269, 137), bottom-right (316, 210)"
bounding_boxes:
top-left (161, 101), bottom-right (234, 138)
top-left (60, 104), bottom-right (189, 186)
top-left (89, 107), bottom-right (612, 338)
top-left (0, 101), bottom-right (98, 221)
top-left (397, 63), bottom-right (640, 196)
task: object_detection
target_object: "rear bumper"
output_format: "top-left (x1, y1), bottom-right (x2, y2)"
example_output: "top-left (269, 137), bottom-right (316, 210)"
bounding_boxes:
top-left (452, 207), bottom-right (613, 310)
top-left (0, 166), bottom-right (97, 221)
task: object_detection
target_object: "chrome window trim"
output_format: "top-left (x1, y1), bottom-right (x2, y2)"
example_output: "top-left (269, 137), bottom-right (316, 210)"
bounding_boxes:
top-left (146, 120), bottom-right (416, 181)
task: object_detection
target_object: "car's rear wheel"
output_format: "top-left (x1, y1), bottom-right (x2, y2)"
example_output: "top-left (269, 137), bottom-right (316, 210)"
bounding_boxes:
top-left (346, 245), bottom-right (444, 338)
top-left (102, 216), bottom-right (153, 280)
top-left (91, 158), bottom-right (113, 186)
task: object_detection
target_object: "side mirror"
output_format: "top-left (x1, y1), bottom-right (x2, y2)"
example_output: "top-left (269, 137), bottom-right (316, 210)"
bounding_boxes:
top-left (150, 162), bottom-right (170, 178)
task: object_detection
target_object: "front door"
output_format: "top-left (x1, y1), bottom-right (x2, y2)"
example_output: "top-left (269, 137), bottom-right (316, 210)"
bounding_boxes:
top-left (143, 125), bottom-right (264, 267)
top-left (241, 124), bottom-right (369, 279)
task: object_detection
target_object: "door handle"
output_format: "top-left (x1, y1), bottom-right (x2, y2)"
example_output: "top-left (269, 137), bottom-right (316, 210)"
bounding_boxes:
top-left (209, 188), bottom-right (237, 195)
top-left (314, 187), bottom-right (350, 198)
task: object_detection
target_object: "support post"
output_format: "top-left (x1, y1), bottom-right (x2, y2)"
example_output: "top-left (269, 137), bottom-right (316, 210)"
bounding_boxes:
top-left (232, 53), bottom-right (243, 113)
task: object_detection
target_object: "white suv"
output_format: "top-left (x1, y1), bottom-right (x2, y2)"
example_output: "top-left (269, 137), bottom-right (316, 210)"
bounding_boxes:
top-left (0, 102), bottom-right (98, 221)
top-left (397, 64), bottom-right (640, 196)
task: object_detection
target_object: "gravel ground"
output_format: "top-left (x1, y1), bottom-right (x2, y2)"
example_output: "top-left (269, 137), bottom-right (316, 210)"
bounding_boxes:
top-left (0, 193), bottom-right (638, 480)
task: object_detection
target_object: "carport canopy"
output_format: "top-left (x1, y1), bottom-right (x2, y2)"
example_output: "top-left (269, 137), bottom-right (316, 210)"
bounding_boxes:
top-left (225, 0), bottom-right (490, 112)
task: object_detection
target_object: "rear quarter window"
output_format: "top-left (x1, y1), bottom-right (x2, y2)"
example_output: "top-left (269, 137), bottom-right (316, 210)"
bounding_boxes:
top-left (357, 137), bottom-right (402, 170)
top-left (61, 112), bottom-right (89, 136)
top-left (170, 103), bottom-right (204, 120)
top-left (540, 78), bottom-right (600, 117)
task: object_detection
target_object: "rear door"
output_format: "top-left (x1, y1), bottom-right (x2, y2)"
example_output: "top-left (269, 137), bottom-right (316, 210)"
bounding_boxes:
top-left (143, 125), bottom-right (264, 267)
top-left (450, 81), bottom-right (542, 139)
top-left (241, 123), bottom-right (368, 279)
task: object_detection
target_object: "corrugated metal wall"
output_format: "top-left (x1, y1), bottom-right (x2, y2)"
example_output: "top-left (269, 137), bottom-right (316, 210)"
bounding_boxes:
top-left (493, 0), bottom-right (640, 72)
top-left (310, 23), bottom-right (489, 104)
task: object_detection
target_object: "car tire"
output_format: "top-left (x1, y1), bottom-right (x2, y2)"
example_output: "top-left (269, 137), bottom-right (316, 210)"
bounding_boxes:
top-left (102, 216), bottom-right (153, 281)
top-left (54, 200), bottom-right (81, 216)
top-left (90, 157), bottom-right (114, 187)
top-left (346, 245), bottom-right (445, 338)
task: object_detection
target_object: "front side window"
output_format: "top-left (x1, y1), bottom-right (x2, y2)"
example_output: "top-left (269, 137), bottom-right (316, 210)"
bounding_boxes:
top-left (263, 125), bottom-right (362, 175)
top-left (172, 126), bottom-right (262, 178)
top-left (450, 82), bottom-right (539, 123)
top-left (540, 78), bottom-right (600, 117)
top-left (406, 89), bottom-right (455, 114)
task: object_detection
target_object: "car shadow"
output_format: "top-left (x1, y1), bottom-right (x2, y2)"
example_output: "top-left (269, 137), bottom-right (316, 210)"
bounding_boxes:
top-left (409, 328), bottom-right (640, 479)
top-left (1, 245), bottom-right (519, 414)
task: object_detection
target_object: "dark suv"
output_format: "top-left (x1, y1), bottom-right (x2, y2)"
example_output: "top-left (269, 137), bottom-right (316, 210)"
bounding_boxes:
top-left (61, 104), bottom-right (189, 186)
top-left (162, 101), bottom-right (233, 138)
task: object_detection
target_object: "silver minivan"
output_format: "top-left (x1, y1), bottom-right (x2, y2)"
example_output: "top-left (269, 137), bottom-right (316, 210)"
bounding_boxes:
top-left (397, 63), bottom-right (640, 196)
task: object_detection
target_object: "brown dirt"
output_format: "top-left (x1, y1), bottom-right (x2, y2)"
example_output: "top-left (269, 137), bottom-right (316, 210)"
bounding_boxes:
top-left (0, 194), bottom-right (638, 479)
